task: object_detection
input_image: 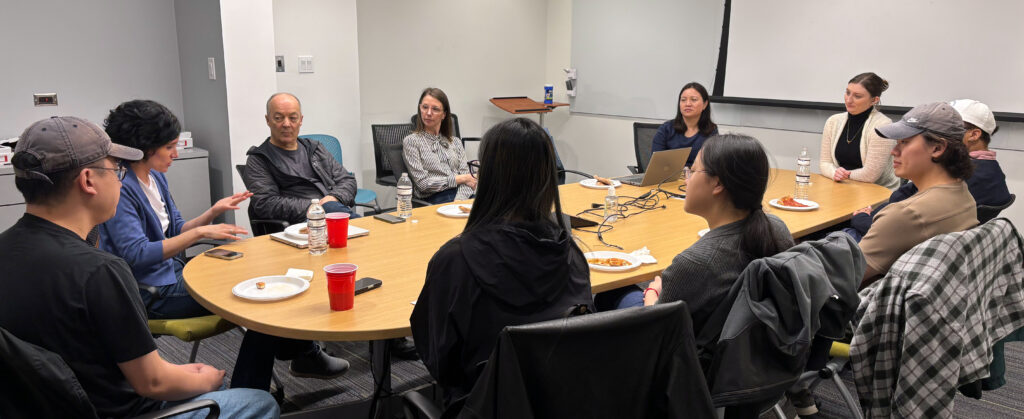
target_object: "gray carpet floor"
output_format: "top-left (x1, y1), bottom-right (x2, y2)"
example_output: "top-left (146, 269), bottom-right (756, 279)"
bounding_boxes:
top-left (158, 330), bottom-right (1024, 417)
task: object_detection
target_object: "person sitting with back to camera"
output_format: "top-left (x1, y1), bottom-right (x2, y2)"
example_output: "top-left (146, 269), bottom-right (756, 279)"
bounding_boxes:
top-left (650, 81), bottom-right (719, 168)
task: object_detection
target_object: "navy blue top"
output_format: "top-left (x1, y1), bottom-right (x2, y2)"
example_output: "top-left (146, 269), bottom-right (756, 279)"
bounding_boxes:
top-left (650, 120), bottom-right (717, 167)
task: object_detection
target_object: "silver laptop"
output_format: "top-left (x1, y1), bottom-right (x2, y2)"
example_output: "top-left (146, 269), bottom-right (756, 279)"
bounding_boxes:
top-left (615, 148), bottom-right (690, 186)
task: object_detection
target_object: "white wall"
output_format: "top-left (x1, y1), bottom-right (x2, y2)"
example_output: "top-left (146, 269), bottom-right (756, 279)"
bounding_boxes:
top-left (545, 0), bottom-right (1023, 226)
top-left (273, 0), bottom-right (363, 181)
top-left (356, 0), bottom-right (549, 206)
top-left (220, 0), bottom-right (280, 229)
top-left (0, 0), bottom-right (184, 136)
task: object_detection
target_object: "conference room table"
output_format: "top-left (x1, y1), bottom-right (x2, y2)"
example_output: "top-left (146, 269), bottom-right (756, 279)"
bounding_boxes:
top-left (183, 169), bottom-right (890, 410)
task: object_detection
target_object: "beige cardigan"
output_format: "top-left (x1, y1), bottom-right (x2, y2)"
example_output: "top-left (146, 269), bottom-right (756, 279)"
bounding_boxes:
top-left (819, 109), bottom-right (899, 190)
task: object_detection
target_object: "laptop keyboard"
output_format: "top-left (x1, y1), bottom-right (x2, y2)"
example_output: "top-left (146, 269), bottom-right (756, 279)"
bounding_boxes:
top-left (614, 173), bottom-right (645, 186)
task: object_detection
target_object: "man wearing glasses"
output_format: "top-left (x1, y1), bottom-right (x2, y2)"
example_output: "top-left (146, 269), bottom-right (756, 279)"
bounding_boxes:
top-left (244, 92), bottom-right (359, 224)
top-left (0, 117), bottom-right (278, 418)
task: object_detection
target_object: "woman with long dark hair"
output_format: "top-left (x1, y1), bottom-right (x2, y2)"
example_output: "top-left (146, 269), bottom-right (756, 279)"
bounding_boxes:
top-left (410, 118), bottom-right (593, 407)
top-left (650, 81), bottom-right (718, 167)
top-left (402, 87), bottom-right (475, 204)
top-left (644, 134), bottom-right (794, 332)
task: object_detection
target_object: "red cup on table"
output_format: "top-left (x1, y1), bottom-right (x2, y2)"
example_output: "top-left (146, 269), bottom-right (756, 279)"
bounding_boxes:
top-left (325, 213), bottom-right (350, 248)
top-left (324, 263), bottom-right (357, 311)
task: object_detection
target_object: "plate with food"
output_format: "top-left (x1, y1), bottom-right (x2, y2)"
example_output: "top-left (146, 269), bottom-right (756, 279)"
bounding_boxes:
top-left (584, 251), bottom-right (641, 272)
top-left (232, 275), bottom-right (309, 301)
top-left (284, 223), bottom-right (309, 240)
top-left (437, 204), bottom-right (473, 218)
top-left (579, 176), bottom-right (621, 189)
top-left (769, 196), bottom-right (819, 211)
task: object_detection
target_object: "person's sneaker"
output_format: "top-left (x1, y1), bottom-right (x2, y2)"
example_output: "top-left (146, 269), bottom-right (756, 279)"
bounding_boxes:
top-left (788, 389), bottom-right (822, 418)
top-left (390, 337), bottom-right (419, 360)
top-left (289, 345), bottom-right (350, 379)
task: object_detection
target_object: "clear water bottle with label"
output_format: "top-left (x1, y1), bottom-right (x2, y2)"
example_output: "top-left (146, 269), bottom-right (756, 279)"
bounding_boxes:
top-left (397, 173), bottom-right (413, 218)
top-left (604, 186), bottom-right (618, 223)
top-left (306, 199), bottom-right (327, 255)
top-left (795, 147), bottom-right (811, 200)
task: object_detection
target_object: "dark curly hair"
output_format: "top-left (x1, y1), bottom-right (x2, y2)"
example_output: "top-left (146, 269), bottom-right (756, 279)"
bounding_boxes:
top-left (104, 100), bottom-right (181, 159)
top-left (924, 132), bottom-right (973, 180)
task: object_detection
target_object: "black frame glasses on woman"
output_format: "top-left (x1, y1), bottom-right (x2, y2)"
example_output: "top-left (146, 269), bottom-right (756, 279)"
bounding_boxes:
top-left (468, 160), bottom-right (480, 178)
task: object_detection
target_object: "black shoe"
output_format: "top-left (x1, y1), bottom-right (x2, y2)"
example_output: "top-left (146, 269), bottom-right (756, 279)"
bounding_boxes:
top-left (788, 389), bottom-right (821, 418)
top-left (289, 345), bottom-right (351, 379)
top-left (390, 337), bottom-right (419, 360)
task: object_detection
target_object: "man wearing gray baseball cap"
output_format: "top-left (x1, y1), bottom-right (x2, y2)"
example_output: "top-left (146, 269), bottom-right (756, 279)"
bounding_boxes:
top-left (0, 117), bottom-right (278, 417)
top-left (857, 103), bottom-right (978, 287)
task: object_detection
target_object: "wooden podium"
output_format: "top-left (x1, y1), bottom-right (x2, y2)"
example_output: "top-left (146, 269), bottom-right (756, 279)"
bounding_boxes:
top-left (490, 96), bottom-right (569, 127)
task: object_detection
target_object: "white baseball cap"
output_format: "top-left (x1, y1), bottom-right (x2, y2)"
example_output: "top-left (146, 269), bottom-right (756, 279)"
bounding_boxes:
top-left (949, 99), bottom-right (997, 136)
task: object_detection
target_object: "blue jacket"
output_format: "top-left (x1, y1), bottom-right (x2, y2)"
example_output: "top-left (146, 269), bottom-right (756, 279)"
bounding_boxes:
top-left (650, 120), bottom-right (717, 167)
top-left (99, 170), bottom-right (185, 287)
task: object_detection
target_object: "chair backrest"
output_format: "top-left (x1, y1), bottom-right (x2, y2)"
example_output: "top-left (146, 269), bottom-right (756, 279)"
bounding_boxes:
top-left (236, 164), bottom-right (287, 236)
top-left (303, 134), bottom-right (344, 166)
top-left (977, 193), bottom-right (1015, 224)
top-left (384, 143), bottom-right (413, 186)
top-left (458, 301), bottom-right (715, 418)
top-left (371, 123), bottom-right (414, 186)
top-left (0, 327), bottom-right (98, 418)
top-left (633, 122), bottom-right (661, 173)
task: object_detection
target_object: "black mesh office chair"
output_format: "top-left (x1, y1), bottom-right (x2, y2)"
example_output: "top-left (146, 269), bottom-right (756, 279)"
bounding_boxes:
top-left (977, 194), bottom-right (1015, 224)
top-left (235, 164), bottom-right (290, 236)
top-left (371, 123), bottom-right (415, 187)
top-left (629, 122), bottom-right (661, 174)
top-left (403, 301), bottom-right (715, 419)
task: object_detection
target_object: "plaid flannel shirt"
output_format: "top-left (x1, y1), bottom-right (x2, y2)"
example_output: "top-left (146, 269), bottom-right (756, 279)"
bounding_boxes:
top-left (850, 219), bottom-right (1024, 418)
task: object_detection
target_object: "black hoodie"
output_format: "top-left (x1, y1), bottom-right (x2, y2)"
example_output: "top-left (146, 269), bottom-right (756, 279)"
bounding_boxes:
top-left (410, 220), bottom-right (593, 404)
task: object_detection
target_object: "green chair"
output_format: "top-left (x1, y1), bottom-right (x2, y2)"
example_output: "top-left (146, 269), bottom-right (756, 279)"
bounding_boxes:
top-left (304, 134), bottom-right (381, 214)
top-left (146, 315), bottom-right (236, 363)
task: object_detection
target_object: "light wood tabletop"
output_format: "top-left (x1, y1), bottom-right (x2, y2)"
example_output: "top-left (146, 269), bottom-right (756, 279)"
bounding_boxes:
top-left (183, 169), bottom-right (890, 341)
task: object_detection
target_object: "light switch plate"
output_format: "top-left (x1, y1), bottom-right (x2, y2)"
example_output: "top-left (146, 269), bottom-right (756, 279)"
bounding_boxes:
top-left (298, 55), bottom-right (314, 73)
top-left (207, 57), bottom-right (216, 80)
top-left (275, 55), bottom-right (285, 72)
top-left (33, 93), bottom-right (57, 106)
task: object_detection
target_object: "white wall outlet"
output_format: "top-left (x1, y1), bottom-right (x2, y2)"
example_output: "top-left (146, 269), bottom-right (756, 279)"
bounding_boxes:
top-left (207, 57), bottom-right (216, 80)
top-left (298, 55), bottom-right (314, 73)
top-left (33, 93), bottom-right (57, 106)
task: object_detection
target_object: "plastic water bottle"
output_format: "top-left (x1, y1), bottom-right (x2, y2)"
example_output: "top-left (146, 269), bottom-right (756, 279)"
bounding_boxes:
top-left (306, 199), bottom-right (327, 255)
top-left (795, 147), bottom-right (811, 200)
top-left (604, 186), bottom-right (618, 223)
top-left (397, 173), bottom-right (413, 218)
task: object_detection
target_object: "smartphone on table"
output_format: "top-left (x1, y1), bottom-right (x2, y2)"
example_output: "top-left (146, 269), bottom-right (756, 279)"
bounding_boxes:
top-left (204, 249), bottom-right (243, 260)
top-left (373, 213), bottom-right (406, 224)
top-left (355, 277), bottom-right (383, 295)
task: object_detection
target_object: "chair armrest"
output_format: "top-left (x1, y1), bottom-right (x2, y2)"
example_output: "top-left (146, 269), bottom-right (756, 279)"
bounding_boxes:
top-left (402, 391), bottom-right (442, 419)
top-left (411, 198), bottom-right (433, 208)
top-left (133, 399), bottom-right (219, 419)
top-left (250, 219), bottom-right (290, 236)
top-left (558, 169), bottom-right (594, 180)
top-left (627, 165), bottom-right (639, 175)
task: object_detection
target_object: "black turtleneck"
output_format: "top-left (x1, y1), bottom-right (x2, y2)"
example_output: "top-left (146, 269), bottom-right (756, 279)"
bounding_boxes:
top-left (835, 109), bottom-right (871, 170)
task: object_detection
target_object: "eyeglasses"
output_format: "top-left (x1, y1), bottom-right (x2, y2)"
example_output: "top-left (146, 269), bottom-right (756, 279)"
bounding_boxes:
top-left (685, 169), bottom-right (709, 180)
top-left (89, 164), bottom-right (127, 181)
top-left (420, 104), bottom-right (444, 115)
top-left (468, 160), bottom-right (480, 178)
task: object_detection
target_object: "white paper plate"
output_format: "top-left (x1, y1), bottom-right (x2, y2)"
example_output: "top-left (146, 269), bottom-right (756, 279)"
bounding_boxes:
top-left (698, 228), bottom-right (710, 238)
top-left (284, 223), bottom-right (308, 239)
top-left (232, 275), bottom-right (309, 301)
top-left (583, 251), bottom-right (641, 272)
top-left (579, 178), bottom-right (621, 189)
top-left (769, 198), bottom-right (819, 211)
top-left (437, 204), bottom-right (472, 218)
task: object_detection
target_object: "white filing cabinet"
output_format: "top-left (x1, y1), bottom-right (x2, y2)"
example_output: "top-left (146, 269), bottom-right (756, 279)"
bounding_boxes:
top-left (0, 147), bottom-right (211, 230)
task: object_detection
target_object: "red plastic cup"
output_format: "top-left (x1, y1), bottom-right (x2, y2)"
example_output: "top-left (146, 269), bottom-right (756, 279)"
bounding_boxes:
top-left (324, 263), bottom-right (357, 311)
top-left (325, 213), bottom-right (350, 248)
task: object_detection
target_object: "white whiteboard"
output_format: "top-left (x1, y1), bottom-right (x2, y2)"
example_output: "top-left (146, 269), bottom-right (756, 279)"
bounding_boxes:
top-left (724, 0), bottom-right (1024, 112)
top-left (570, 0), bottom-right (724, 119)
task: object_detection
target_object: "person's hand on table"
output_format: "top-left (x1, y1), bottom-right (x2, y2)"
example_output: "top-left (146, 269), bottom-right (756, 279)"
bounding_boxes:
top-left (643, 276), bottom-right (663, 306)
top-left (211, 191), bottom-right (253, 215)
top-left (833, 167), bottom-right (851, 182)
top-left (852, 205), bottom-right (873, 216)
top-left (319, 195), bottom-right (339, 205)
top-left (196, 224), bottom-right (249, 241)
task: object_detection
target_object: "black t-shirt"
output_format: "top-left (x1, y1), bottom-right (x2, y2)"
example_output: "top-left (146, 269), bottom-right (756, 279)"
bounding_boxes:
top-left (0, 214), bottom-right (159, 417)
top-left (835, 110), bottom-right (870, 170)
top-left (265, 143), bottom-right (326, 197)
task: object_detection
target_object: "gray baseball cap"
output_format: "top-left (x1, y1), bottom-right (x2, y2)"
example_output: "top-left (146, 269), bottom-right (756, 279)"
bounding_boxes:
top-left (13, 116), bottom-right (143, 183)
top-left (875, 102), bottom-right (966, 141)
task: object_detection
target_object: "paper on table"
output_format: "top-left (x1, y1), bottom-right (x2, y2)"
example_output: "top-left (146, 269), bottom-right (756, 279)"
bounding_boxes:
top-left (286, 268), bottom-right (314, 282)
top-left (629, 247), bottom-right (657, 264)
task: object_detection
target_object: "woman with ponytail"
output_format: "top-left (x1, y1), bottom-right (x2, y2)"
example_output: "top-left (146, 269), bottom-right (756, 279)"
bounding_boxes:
top-left (643, 134), bottom-right (794, 332)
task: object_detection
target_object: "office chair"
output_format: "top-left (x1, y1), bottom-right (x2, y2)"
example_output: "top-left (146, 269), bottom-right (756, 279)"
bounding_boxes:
top-left (371, 123), bottom-right (415, 187)
top-left (628, 122), bottom-right (660, 174)
top-left (403, 301), bottom-right (715, 419)
top-left (235, 164), bottom-right (290, 236)
top-left (303, 134), bottom-right (381, 214)
top-left (977, 193), bottom-right (1015, 224)
top-left (0, 326), bottom-right (219, 419)
top-left (384, 144), bottom-right (432, 208)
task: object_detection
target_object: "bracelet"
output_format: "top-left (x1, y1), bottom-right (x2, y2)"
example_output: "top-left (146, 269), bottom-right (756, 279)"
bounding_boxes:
top-left (643, 287), bottom-right (659, 299)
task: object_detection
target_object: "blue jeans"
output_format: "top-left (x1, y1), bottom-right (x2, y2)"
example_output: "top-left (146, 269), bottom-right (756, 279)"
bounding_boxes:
top-left (322, 201), bottom-right (362, 218)
top-left (594, 285), bottom-right (645, 311)
top-left (424, 188), bottom-right (458, 205)
top-left (158, 386), bottom-right (279, 418)
top-left (841, 227), bottom-right (864, 242)
top-left (142, 259), bottom-right (211, 319)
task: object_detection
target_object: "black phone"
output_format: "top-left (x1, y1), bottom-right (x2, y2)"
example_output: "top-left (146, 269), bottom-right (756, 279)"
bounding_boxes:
top-left (373, 213), bottom-right (407, 224)
top-left (355, 277), bottom-right (383, 295)
top-left (204, 248), bottom-right (243, 260)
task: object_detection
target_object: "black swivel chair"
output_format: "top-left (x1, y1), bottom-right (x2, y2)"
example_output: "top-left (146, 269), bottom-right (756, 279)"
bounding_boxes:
top-left (403, 301), bottom-right (715, 419)
top-left (977, 194), bottom-right (1015, 224)
top-left (628, 122), bottom-right (661, 174)
top-left (0, 326), bottom-right (219, 419)
top-left (384, 144), bottom-right (432, 208)
top-left (372, 123), bottom-right (416, 187)
top-left (235, 164), bottom-right (290, 236)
